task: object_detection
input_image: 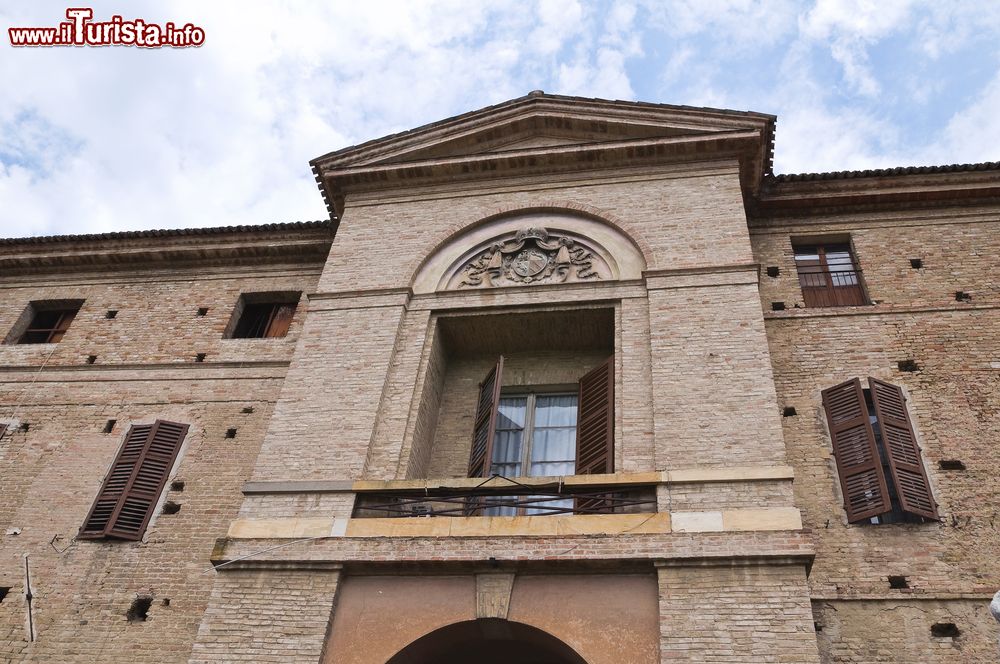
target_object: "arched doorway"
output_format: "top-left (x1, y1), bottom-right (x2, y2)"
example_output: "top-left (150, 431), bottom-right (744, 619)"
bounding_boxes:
top-left (386, 618), bottom-right (588, 664)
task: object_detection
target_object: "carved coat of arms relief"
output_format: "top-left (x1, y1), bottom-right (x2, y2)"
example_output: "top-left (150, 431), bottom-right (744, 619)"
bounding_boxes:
top-left (457, 227), bottom-right (602, 289)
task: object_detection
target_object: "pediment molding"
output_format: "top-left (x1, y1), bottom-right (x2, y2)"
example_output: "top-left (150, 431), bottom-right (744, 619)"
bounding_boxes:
top-left (311, 94), bottom-right (776, 216)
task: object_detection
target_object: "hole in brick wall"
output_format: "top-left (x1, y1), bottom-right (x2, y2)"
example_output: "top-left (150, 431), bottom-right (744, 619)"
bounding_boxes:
top-left (938, 459), bottom-right (966, 471)
top-left (225, 428), bottom-right (237, 439)
top-left (909, 258), bottom-right (923, 269)
top-left (194, 353), bottom-right (206, 363)
top-left (161, 501), bottom-right (180, 515)
top-left (86, 355), bottom-right (97, 365)
top-left (105, 310), bottom-right (118, 319)
top-left (127, 596), bottom-right (152, 623)
top-left (897, 359), bottom-right (920, 372)
top-left (241, 406), bottom-right (254, 414)
top-left (170, 480), bottom-right (185, 492)
top-left (766, 266), bottom-right (780, 277)
top-left (782, 406), bottom-right (797, 417)
top-left (931, 623), bottom-right (960, 638)
top-left (162, 598), bottom-right (170, 607)
top-left (813, 622), bottom-right (823, 632)
top-left (103, 419), bottom-right (116, 434)
top-left (888, 575), bottom-right (909, 589)
top-left (0, 587), bottom-right (9, 603)
top-left (19, 423), bottom-right (29, 432)
top-left (955, 291), bottom-right (972, 302)
top-left (771, 301), bottom-right (786, 311)
top-left (196, 307), bottom-right (209, 316)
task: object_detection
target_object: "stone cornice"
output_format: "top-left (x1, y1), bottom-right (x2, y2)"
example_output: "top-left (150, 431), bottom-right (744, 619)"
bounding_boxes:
top-left (319, 130), bottom-right (762, 201)
top-left (0, 224), bottom-right (334, 275)
top-left (753, 168), bottom-right (1000, 216)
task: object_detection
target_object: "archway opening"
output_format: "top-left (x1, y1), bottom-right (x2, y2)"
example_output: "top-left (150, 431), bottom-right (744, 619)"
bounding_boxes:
top-left (386, 618), bottom-right (588, 664)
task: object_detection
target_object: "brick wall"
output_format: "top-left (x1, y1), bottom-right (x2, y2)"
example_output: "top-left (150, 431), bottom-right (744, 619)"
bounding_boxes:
top-left (0, 260), bottom-right (322, 662)
top-left (752, 206), bottom-right (1000, 661)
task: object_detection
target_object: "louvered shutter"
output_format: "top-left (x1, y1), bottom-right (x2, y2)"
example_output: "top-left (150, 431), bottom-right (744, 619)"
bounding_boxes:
top-left (822, 378), bottom-right (890, 523)
top-left (575, 356), bottom-right (614, 475)
top-left (868, 378), bottom-right (938, 519)
top-left (467, 357), bottom-right (503, 478)
top-left (265, 303), bottom-right (296, 338)
top-left (80, 420), bottom-right (189, 540)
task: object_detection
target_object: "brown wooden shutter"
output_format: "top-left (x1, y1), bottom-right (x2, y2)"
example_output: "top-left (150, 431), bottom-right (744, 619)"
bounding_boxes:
top-left (79, 420), bottom-right (189, 540)
top-left (868, 378), bottom-right (938, 519)
top-left (822, 378), bottom-right (890, 523)
top-left (467, 356), bottom-right (503, 478)
top-left (265, 303), bottom-right (296, 338)
top-left (576, 356), bottom-right (614, 475)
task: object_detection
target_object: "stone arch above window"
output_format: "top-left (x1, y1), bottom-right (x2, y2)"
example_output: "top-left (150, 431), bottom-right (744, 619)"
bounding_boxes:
top-left (412, 211), bottom-right (646, 294)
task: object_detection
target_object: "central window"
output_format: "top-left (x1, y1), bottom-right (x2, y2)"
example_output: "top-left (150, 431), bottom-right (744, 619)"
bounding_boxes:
top-left (490, 393), bottom-right (579, 478)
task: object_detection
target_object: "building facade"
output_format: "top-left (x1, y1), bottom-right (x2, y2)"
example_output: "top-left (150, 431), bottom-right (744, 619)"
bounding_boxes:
top-left (1, 93), bottom-right (998, 662)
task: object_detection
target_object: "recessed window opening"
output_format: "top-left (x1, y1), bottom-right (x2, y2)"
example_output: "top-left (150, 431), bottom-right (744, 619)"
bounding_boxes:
top-left (102, 419), bottom-right (116, 434)
top-left (226, 292), bottom-right (301, 339)
top-left (11, 300), bottom-right (85, 344)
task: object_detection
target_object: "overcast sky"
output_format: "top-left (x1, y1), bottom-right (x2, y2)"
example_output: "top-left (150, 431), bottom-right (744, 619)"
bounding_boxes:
top-left (2, 1), bottom-right (999, 237)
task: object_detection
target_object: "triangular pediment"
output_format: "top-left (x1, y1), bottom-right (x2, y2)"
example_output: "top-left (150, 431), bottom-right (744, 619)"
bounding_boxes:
top-left (310, 93), bottom-right (777, 218)
top-left (313, 93), bottom-right (775, 170)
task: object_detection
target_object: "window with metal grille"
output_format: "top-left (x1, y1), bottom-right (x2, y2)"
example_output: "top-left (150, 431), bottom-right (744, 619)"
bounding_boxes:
top-left (79, 420), bottom-right (189, 541)
top-left (793, 242), bottom-right (868, 307)
top-left (8, 300), bottom-right (85, 344)
top-left (225, 292), bottom-right (300, 339)
top-left (821, 378), bottom-right (937, 524)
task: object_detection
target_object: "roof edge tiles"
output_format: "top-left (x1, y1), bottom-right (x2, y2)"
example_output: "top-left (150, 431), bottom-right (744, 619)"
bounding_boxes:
top-left (769, 161), bottom-right (1000, 183)
top-left (0, 220), bottom-right (334, 246)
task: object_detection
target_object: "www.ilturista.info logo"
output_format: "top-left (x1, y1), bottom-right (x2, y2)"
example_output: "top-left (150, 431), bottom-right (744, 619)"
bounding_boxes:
top-left (9, 8), bottom-right (205, 48)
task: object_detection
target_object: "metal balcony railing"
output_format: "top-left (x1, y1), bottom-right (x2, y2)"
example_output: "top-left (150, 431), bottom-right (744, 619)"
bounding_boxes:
top-left (352, 479), bottom-right (657, 518)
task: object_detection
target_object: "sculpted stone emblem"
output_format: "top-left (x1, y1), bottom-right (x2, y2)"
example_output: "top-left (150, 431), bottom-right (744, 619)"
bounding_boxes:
top-left (458, 227), bottom-right (602, 288)
top-left (511, 248), bottom-right (548, 277)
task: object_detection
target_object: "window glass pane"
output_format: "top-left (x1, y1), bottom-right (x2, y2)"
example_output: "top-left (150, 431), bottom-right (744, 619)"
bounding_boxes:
top-left (530, 395), bottom-right (577, 477)
top-left (490, 397), bottom-right (526, 478)
top-left (533, 395), bottom-right (578, 427)
top-left (524, 496), bottom-right (573, 516)
top-left (826, 250), bottom-right (858, 285)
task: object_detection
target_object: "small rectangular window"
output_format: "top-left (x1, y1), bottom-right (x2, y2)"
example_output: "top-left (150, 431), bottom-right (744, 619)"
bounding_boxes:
top-left (9, 300), bottom-right (85, 344)
top-left (793, 242), bottom-right (868, 307)
top-left (224, 292), bottom-right (300, 339)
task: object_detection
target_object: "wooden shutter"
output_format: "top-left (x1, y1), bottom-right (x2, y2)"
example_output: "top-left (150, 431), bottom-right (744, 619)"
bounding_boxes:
top-left (79, 420), bottom-right (189, 540)
top-left (868, 378), bottom-right (938, 519)
top-left (822, 378), bottom-right (890, 523)
top-left (576, 356), bottom-right (614, 475)
top-left (265, 303), bottom-right (296, 338)
top-left (467, 357), bottom-right (503, 478)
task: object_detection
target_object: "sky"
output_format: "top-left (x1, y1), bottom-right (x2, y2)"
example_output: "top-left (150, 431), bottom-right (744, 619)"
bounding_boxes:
top-left (1, 0), bottom-right (999, 238)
